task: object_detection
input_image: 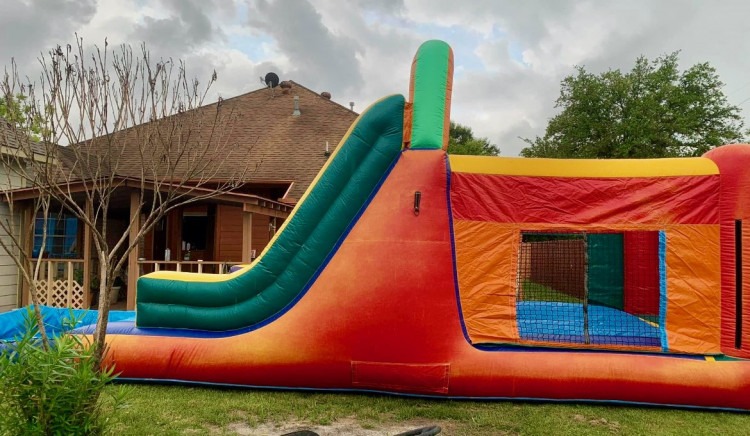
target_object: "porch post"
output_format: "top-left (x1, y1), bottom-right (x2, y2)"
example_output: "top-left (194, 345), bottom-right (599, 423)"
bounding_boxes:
top-left (82, 198), bottom-right (92, 308)
top-left (242, 210), bottom-right (253, 263)
top-left (126, 191), bottom-right (139, 310)
top-left (19, 202), bottom-right (33, 307)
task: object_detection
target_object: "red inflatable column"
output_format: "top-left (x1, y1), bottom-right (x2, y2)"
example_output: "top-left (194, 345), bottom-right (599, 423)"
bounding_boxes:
top-left (704, 144), bottom-right (750, 358)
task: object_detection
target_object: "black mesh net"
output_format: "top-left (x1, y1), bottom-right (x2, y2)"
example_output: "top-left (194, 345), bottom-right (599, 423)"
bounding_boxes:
top-left (516, 231), bottom-right (662, 348)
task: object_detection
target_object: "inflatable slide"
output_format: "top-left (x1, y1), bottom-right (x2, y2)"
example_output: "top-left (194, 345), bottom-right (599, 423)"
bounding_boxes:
top-left (14, 40), bottom-right (750, 410)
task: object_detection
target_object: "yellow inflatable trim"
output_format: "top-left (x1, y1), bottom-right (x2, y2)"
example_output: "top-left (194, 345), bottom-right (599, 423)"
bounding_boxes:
top-left (449, 155), bottom-right (719, 178)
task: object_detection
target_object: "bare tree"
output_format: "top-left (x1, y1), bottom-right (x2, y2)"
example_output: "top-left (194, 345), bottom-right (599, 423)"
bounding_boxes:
top-left (0, 37), bottom-right (250, 364)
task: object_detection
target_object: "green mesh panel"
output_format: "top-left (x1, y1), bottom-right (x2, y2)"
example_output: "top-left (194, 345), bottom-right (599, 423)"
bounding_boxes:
top-left (587, 233), bottom-right (624, 310)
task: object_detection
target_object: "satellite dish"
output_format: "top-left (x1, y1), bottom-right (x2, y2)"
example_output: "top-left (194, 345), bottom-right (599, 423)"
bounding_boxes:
top-left (264, 72), bottom-right (280, 88)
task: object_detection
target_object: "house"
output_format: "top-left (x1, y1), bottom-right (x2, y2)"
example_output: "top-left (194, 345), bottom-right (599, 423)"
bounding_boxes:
top-left (0, 81), bottom-right (358, 311)
top-left (0, 119), bottom-right (28, 312)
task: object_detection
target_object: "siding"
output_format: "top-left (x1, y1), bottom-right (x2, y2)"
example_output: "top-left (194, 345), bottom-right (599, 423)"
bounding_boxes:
top-left (214, 207), bottom-right (286, 262)
top-left (0, 162), bottom-right (24, 312)
top-left (215, 205), bottom-right (243, 262)
top-left (252, 215), bottom-right (272, 257)
top-left (0, 198), bottom-right (20, 313)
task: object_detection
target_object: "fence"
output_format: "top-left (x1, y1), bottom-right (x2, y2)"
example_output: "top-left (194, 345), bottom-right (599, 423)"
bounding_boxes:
top-left (28, 259), bottom-right (87, 309)
top-left (137, 260), bottom-right (245, 276)
top-left (519, 239), bottom-right (586, 299)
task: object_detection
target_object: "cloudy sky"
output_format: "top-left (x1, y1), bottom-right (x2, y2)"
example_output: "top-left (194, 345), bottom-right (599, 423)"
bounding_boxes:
top-left (1, 0), bottom-right (749, 155)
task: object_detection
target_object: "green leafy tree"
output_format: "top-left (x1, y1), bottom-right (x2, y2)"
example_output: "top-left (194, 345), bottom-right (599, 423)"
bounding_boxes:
top-left (0, 93), bottom-right (45, 140)
top-left (447, 121), bottom-right (500, 155)
top-left (521, 52), bottom-right (746, 158)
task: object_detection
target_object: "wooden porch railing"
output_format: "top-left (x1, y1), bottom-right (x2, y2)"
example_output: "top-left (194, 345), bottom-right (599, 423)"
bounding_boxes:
top-left (24, 259), bottom-right (246, 310)
top-left (27, 259), bottom-right (88, 309)
top-left (137, 260), bottom-right (245, 276)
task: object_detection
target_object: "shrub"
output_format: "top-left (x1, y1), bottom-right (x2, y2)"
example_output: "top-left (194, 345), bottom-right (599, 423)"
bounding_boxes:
top-left (0, 309), bottom-right (128, 435)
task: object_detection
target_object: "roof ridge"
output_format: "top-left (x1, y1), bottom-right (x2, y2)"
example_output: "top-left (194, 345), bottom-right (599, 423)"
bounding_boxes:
top-left (68, 80), bottom-right (358, 146)
top-left (285, 80), bottom-right (359, 115)
top-left (36, 81), bottom-right (359, 200)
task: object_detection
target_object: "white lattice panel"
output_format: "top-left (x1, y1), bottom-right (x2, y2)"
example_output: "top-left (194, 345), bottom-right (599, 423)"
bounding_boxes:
top-left (51, 280), bottom-right (67, 307)
top-left (34, 280), bottom-right (49, 305)
top-left (31, 279), bottom-right (85, 309)
top-left (69, 281), bottom-right (85, 309)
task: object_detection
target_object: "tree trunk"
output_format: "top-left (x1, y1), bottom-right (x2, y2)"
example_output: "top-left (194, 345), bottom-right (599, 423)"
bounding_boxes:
top-left (93, 250), bottom-right (111, 366)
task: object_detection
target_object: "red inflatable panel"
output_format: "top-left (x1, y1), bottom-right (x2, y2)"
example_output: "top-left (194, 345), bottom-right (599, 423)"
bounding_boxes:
top-left (451, 173), bottom-right (720, 225)
top-left (623, 231), bottom-right (660, 316)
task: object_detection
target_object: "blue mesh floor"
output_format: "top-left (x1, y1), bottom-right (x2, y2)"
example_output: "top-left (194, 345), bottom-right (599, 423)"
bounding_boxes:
top-left (517, 301), bottom-right (660, 347)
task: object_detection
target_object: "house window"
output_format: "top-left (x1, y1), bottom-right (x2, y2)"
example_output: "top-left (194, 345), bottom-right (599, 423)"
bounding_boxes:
top-left (517, 231), bottom-right (662, 348)
top-left (32, 214), bottom-right (79, 258)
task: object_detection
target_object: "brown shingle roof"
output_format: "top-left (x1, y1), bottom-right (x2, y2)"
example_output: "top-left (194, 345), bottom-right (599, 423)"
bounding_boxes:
top-left (0, 117), bottom-right (48, 157)
top-left (86, 81), bottom-right (358, 201)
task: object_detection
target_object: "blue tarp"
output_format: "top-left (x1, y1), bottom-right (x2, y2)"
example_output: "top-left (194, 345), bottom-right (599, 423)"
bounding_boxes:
top-left (0, 306), bottom-right (136, 341)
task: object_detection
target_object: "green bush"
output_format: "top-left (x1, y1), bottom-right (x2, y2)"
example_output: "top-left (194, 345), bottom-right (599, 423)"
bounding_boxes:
top-left (0, 310), bottom-right (128, 435)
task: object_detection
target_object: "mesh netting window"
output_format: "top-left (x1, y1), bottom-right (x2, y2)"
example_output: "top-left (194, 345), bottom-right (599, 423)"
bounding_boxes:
top-left (517, 231), bottom-right (661, 348)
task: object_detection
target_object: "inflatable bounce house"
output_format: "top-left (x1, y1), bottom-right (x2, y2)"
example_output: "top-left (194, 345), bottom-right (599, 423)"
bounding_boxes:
top-left (8, 40), bottom-right (750, 410)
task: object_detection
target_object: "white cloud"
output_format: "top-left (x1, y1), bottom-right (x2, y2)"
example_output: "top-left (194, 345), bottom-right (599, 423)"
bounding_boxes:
top-left (0, 0), bottom-right (748, 156)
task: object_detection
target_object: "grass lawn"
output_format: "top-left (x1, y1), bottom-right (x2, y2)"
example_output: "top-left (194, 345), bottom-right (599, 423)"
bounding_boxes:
top-left (109, 384), bottom-right (750, 435)
top-left (520, 280), bottom-right (582, 304)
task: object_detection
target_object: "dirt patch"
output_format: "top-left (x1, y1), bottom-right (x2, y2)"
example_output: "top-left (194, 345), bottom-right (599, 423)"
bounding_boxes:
top-left (587, 417), bottom-right (620, 432)
top-left (572, 414), bottom-right (620, 432)
top-left (217, 418), bottom-right (446, 435)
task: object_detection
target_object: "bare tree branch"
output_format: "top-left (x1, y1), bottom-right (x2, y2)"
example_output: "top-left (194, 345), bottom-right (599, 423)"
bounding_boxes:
top-left (0, 36), bottom-right (251, 366)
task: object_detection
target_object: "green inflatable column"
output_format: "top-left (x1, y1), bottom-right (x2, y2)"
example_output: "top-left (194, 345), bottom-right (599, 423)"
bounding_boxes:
top-left (407, 40), bottom-right (454, 150)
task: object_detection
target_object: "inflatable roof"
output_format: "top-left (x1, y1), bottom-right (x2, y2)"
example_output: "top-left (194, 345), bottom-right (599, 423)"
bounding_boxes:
top-left (88, 41), bottom-right (750, 410)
